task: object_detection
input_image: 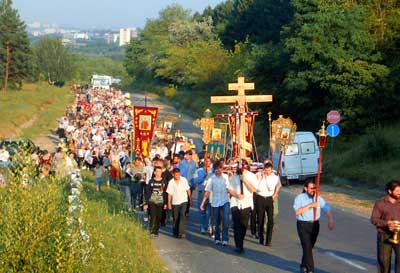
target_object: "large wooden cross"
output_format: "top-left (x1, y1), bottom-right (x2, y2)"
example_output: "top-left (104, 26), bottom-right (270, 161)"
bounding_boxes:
top-left (211, 76), bottom-right (273, 159)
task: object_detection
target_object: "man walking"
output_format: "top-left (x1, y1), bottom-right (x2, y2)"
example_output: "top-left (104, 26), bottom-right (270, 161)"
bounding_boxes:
top-left (293, 181), bottom-right (335, 273)
top-left (200, 160), bottom-right (230, 246)
top-left (371, 180), bottom-right (400, 273)
top-left (227, 160), bottom-right (258, 253)
top-left (191, 158), bottom-right (212, 234)
top-left (255, 162), bottom-right (281, 246)
top-left (167, 168), bottom-right (192, 238)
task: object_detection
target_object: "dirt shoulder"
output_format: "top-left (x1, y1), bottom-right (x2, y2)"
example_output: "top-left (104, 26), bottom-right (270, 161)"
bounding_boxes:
top-left (284, 183), bottom-right (382, 217)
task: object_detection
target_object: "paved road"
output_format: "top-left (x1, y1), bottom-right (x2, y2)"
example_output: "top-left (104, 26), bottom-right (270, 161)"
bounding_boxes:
top-left (131, 92), bottom-right (378, 273)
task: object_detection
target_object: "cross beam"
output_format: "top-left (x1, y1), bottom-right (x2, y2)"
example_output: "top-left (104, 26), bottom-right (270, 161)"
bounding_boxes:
top-left (211, 76), bottom-right (273, 160)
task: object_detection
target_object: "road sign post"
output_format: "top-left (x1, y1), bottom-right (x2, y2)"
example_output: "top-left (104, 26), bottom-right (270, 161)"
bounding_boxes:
top-left (327, 124), bottom-right (340, 138)
top-left (327, 110), bottom-right (341, 124)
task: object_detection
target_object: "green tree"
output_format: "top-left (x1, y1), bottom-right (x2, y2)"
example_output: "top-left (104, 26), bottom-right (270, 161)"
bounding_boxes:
top-left (0, 0), bottom-right (32, 91)
top-left (35, 37), bottom-right (74, 84)
top-left (283, 0), bottom-right (389, 131)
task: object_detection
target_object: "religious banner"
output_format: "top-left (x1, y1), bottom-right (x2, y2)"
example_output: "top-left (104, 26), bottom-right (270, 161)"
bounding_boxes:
top-left (163, 121), bottom-right (173, 134)
top-left (134, 106), bottom-right (158, 157)
top-left (228, 115), bottom-right (238, 158)
top-left (207, 143), bottom-right (225, 159)
top-left (211, 128), bottom-right (222, 142)
top-left (244, 114), bottom-right (256, 156)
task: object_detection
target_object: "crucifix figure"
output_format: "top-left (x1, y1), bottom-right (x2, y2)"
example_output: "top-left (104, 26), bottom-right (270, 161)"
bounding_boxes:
top-left (211, 76), bottom-right (273, 160)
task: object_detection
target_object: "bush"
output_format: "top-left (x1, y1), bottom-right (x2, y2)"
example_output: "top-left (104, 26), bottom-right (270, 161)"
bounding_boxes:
top-left (164, 84), bottom-right (177, 98)
top-left (358, 130), bottom-right (396, 161)
top-left (0, 178), bottom-right (84, 273)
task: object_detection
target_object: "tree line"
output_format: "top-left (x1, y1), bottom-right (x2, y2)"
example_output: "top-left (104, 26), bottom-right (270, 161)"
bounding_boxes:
top-left (0, 0), bottom-right (126, 91)
top-left (124, 0), bottom-right (400, 133)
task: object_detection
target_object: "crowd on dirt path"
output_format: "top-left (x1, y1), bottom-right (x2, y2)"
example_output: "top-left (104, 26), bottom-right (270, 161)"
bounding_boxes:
top-left (1, 85), bottom-right (399, 273)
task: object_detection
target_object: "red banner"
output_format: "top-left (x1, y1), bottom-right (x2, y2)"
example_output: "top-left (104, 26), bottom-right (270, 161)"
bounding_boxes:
top-left (228, 115), bottom-right (238, 158)
top-left (244, 114), bottom-right (255, 156)
top-left (134, 106), bottom-right (158, 157)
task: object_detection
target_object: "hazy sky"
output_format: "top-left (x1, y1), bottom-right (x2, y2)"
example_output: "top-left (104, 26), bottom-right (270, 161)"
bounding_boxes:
top-left (13, 0), bottom-right (224, 29)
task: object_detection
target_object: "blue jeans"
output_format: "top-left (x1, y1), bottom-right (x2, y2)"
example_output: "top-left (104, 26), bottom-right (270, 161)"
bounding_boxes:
top-left (198, 190), bottom-right (211, 231)
top-left (213, 202), bottom-right (230, 242)
top-left (119, 185), bottom-right (131, 209)
top-left (130, 183), bottom-right (141, 208)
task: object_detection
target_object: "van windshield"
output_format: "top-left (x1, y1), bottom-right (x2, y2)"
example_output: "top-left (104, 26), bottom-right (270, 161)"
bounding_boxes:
top-left (301, 142), bottom-right (315, 154)
top-left (285, 143), bottom-right (299, 156)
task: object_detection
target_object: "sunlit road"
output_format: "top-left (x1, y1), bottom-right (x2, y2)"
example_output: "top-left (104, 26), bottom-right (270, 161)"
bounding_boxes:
top-left (131, 92), bottom-right (378, 273)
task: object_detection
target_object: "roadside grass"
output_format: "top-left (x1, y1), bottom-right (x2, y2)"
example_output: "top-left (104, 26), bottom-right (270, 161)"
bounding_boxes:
top-left (81, 171), bottom-right (169, 273)
top-left (0, 83), bottom-right (73, 139)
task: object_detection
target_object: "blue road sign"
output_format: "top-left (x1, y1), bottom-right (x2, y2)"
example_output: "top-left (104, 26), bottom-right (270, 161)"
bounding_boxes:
top-left (327, 124), bottom-right (340, 138)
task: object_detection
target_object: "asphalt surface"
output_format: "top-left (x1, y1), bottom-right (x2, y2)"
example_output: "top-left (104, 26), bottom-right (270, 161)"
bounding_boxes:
top-left (131, 92), bottom-right (379, 273)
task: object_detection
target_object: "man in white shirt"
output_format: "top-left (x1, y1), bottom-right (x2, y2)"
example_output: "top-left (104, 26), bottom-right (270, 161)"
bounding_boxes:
top-left (227, 160), bottom-right (258, 254)
top-left (200, 160), bottom-right (230, 246)
top-left (167, 168), bottom-right (192, 238)
top-left (255, 162), bottom-right (281, 246)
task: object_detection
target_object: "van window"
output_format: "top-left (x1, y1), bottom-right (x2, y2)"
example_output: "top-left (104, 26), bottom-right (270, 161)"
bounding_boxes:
top-left (285, 143), bottom-right (299, 155)
top-left (301, 142), bottom-right (315, 154)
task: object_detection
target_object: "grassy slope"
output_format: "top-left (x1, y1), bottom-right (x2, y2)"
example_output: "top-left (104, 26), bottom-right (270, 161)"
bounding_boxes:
top-left (0, 83), bottom-right (73, 139)
top-left (81, 172), bottom-right (168, 273)
top-left (324, 123), bottom-right (400, 187)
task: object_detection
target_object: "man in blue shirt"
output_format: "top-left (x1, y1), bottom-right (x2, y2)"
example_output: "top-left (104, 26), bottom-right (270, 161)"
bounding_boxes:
top-left (293, 181), bottom-right (335, 273)
top-left (190, 158), bottom-right (213, 234)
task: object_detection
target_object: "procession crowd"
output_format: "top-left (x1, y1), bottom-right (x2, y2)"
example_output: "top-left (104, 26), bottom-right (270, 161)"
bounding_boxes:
top-left (1, 86), bottom-right (399, 273)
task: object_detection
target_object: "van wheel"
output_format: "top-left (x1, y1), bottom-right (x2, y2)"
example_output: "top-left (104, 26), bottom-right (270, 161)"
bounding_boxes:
top-left (281, 177), bottom-right (289, 186)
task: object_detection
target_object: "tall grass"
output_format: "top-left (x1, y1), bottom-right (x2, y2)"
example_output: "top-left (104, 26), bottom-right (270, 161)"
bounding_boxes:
top-left (81, 171), bottom-right (169, 273)
top-left (0, 83), bottom-right (73, 139)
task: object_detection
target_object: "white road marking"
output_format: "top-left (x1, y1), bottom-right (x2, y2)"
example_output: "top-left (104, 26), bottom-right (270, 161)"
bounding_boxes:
top-left (326, 251), bottom-right (367, 271)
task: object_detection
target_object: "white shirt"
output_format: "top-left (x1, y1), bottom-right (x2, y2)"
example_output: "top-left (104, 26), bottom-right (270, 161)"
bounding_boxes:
top-left (166, 177), bottom-right (190, 205)
top-left (205, 173), bottom-right (230, 208)
top-left (257, 173), bottom-right (280, 197)
top-left (143, 165), bottom-right (153, 184)
top-left (0, 149), bottom-right (10, 162)
top-left (229, 171), bottom-right (258, 209)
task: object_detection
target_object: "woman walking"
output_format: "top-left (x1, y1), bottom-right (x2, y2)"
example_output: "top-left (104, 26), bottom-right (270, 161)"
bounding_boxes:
top-left (144, 166), bottom-right (168, 237)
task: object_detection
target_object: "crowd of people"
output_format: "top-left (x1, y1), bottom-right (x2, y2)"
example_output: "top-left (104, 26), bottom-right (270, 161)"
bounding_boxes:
top-left (2, 85), bottom-right (400, 273)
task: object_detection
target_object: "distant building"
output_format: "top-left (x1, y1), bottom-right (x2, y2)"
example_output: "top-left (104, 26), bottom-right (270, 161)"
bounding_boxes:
top-left (29, 21), bottom-right (41, 28)
top-left (106, 33), bottom-right (111, 45)
top-left (74, 32), bottom-right (89, 40)
top-left (119, 27), bottom-right (137, 46)
top-left (44, 28), bottom-right (56, 34)
top-left (113, 33), bottom-right (119, 43)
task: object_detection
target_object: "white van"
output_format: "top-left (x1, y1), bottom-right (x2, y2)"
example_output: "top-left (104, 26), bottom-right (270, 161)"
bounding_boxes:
top-left (272, 131), bottom-right (319, 185)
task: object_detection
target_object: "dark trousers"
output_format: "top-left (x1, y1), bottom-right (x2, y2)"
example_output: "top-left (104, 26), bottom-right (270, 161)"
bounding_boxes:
top-left (130, 183), bottom-right (141, 208)
top-left (160, 208), bottom-right (167, 225)
top-left (250, 193), bottom-right (258, 235)
top-left (256, 195), bottom-right (274, 245)
top-left (231, 206), bottom-right (251, 250)
top-left (149, 202), bottom-right (163, 235)
top-left (172, 202), bottom-right (188, 237)
top-left (297, 220), bottom-right (320, 272)
top-left (377, 232), bottom-right (400, 273)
